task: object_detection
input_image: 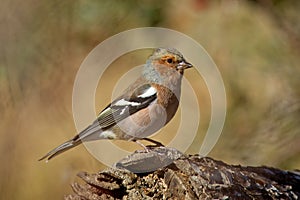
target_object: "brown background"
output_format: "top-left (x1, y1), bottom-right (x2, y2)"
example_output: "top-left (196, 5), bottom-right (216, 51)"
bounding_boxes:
top-left (1, 0), bottom-right (300, 199)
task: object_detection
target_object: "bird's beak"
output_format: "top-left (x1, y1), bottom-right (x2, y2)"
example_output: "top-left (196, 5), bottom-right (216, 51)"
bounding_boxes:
top-left (176, 60), bottom-right (193, 70)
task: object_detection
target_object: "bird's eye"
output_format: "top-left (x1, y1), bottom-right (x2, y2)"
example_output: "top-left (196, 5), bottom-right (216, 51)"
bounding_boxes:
top-left (166, 58), bottom-right (173, 64)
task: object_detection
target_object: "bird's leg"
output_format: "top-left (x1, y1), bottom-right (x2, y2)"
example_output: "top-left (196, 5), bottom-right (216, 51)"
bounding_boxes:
top-left (132, 138), bottom-right (164, 152)
top-left (133, 139), bottom-right (150, 152)
top-left (142, 138), bottom-right (164, 147)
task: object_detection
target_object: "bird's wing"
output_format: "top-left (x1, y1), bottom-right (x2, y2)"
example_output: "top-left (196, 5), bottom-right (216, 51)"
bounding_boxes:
top-left (78, 84), bottom-right (157, 139)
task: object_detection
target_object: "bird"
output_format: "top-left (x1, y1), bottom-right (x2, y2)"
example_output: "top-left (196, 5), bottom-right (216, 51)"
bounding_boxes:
top-left (39, 47), bottom-right (193, 161)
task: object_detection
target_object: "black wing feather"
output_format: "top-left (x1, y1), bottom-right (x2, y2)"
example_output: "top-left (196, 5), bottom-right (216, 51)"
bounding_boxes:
top-left (78, 84), bottom-right (157, 138)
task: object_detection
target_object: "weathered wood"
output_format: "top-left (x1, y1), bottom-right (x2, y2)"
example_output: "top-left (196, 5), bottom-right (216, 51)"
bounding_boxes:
top-left (65, 151), bottom-right (300, 200)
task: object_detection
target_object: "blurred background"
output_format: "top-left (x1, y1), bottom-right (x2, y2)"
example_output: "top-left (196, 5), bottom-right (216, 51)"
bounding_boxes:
top-left (1, 0), bottom-right (300, 199)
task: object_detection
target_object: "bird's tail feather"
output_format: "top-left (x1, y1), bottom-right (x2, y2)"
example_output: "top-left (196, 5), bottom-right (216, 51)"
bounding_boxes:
top-left (38, 136), bottom-right (82, 162)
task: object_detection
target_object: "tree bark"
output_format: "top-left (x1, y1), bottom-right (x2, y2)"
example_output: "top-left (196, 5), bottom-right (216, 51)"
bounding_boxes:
top-left (65, 149), bottom-right (300, 200)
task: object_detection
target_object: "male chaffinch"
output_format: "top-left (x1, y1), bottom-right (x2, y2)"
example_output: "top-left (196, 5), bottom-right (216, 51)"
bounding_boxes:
top-left (39, 47), bottom-right (193, 161)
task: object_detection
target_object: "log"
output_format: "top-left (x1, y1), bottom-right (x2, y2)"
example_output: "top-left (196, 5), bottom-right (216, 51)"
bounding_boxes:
top-left (65, 147), bottom-right (300, 200)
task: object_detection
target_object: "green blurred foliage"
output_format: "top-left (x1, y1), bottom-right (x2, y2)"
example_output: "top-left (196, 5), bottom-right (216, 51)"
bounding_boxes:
top-left (1, 0), bottom-right (300, 199)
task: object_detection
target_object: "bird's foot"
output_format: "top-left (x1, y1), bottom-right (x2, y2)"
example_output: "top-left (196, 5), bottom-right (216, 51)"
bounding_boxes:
top-left (132, 138), bottom-right (164, 153)
top-left (142, 138), bottom-right (164, 147)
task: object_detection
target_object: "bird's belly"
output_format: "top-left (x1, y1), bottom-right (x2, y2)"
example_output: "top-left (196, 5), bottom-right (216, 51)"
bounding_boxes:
top-left (116, 103), bottom-right (170, 139)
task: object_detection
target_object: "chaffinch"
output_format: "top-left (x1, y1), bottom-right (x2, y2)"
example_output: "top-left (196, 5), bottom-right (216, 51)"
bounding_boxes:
top-left (39, 47), bottom-right (193, 161)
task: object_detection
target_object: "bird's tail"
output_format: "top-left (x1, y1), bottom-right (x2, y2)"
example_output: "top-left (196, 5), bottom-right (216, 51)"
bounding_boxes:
top-left (38, 136), bottom-right (82, 162)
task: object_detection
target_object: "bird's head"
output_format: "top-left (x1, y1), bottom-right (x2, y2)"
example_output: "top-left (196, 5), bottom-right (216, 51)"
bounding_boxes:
top-left (149, 47), bottom-right (193, 74)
